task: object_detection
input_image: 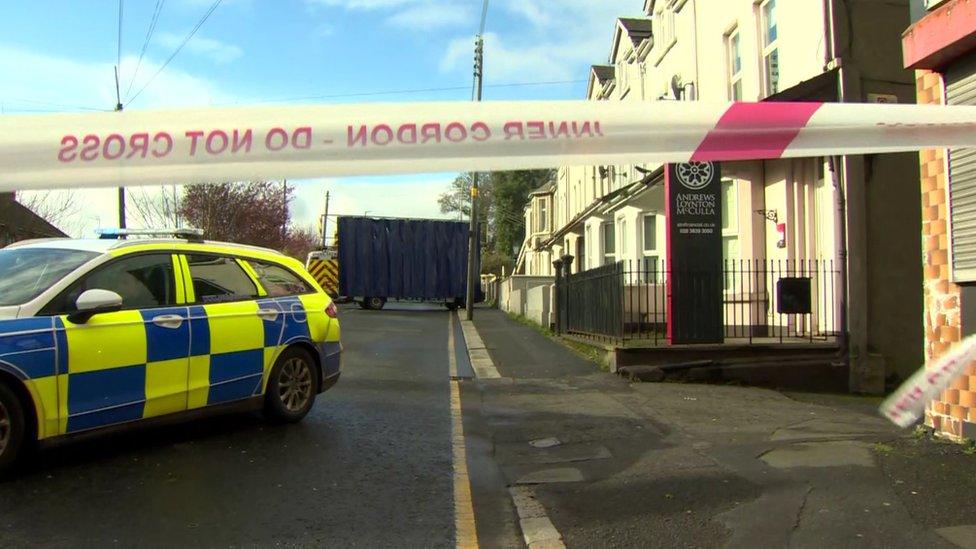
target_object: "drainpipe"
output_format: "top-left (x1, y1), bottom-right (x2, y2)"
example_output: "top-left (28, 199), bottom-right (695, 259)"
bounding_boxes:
top-left (690, 0), bottom-right (701, 100)
top-left (829, 156), bottom-right (849, 355)
top-left (824, 0), bottom-right (850, 357)
top-left (822, 0), bottom-right (835, 67)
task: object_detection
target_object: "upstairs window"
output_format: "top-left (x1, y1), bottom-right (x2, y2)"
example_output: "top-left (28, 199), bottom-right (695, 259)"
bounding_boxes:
top-left (726, 27), bottom-right (743, 101)
top-left (759, 0), bottom-right (779, 96)
top-left (538, 198), bottom-right (548, 233)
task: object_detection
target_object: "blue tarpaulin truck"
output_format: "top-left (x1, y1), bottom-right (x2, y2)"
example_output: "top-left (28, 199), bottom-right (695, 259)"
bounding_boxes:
top-left (335, 216), bottom-right (481, 310)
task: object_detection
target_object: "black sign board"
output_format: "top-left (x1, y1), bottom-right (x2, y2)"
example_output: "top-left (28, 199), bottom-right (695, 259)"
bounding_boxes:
top-left (666, 162), bottom-right (724, 344)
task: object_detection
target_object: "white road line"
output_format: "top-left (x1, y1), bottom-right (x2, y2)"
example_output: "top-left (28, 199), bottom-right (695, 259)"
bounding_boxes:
top-left (459, 318), bottom-right (501, 379)
top-left (449, 313), bottom-right (479, 548)
top-left (509, 486), bottom-right (566, 548)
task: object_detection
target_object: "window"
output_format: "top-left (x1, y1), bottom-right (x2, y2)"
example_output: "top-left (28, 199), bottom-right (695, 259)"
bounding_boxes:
top-left (654, 1), bottom-right (678, 64)
top-left (721, 179), bottom-right (739, 290)
top-left (602, 222), bottom-right (616, 265)
top-left (642, 214), bottom-right (662, 283)
top-left (643, 214), bottom-right (657, 253)
top-left (249, 260), bottom-right (314, 297)
top-left (585, 225), bottom-right (592, 270)
top-left (726, 27), bottom-right (743, 101)
top-left (721, 179), bottom-right (738, 232)
top-left (0, 248), bottom-right (97, 307)
top-left (619, 218), bottom-right (628, 258)
top-left (42, 253), bottom-right (177, 314)
top-left (186, 254), bottom-right (259, 303)
top-left (538, 198), bottom-right (548, 233)
top-left (759, 0), bottom-right (779, 96)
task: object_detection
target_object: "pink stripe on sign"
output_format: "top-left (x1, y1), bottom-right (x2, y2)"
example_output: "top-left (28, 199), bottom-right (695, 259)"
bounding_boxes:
top-left (691, 102), bottom-right (824, 162)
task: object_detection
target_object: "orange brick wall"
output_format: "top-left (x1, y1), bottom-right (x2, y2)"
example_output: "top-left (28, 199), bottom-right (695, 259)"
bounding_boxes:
top-left (917, 70), bottom-right (976, 439)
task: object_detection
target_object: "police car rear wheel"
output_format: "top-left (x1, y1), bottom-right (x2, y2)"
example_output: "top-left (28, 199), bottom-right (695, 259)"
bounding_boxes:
top-left (0, 383), bottom-right (26, 475)
top-left (265, 348), bottom-right (317, 422)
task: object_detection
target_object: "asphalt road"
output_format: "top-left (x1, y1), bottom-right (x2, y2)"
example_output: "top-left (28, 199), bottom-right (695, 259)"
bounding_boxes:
top-left (0, 303), bottom-right (485, 548)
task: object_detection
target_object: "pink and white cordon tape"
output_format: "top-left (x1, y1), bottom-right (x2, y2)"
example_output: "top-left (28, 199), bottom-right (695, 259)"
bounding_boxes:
top-left (3, 100), bottom-right (976, 191)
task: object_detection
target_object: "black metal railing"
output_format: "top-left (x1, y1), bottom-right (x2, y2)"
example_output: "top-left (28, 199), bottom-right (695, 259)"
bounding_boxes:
top-left (557, 259), bottom-right (841, 345)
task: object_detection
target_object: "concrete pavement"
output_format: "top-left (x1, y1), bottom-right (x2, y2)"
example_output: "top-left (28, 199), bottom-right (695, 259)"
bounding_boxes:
top-left (467, 307), bottom-right (975, 548)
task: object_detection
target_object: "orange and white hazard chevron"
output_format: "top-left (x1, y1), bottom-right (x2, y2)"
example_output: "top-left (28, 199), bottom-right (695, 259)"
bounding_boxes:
top-left (3, 100), bottom-right (976, 190)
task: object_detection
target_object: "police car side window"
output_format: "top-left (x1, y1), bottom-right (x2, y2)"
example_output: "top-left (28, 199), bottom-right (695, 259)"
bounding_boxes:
top-left (41, 253), bottom-right (176, 314)
top-left (248, 260), bottom-right (314, 297)
top-left (186, 254), bottom-right (259, 304)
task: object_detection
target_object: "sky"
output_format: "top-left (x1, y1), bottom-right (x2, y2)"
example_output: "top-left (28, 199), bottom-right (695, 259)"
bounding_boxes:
top-left (1, 0), bottom-right (643, 238)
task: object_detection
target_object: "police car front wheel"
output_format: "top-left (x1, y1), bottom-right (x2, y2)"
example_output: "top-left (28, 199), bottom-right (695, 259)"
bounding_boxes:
top-left (0, 383), bottom-right (27, 476)
top-left (265, 347), bottom-right (318, 423)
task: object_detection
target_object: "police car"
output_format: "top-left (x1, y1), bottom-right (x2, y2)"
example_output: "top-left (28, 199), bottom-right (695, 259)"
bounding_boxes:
top-left (0, 229), bottom-right (341, 474)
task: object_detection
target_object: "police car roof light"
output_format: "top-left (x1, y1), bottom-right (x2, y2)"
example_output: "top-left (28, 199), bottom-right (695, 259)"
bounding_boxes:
top-left (96, 227), bottom-right (206, 243)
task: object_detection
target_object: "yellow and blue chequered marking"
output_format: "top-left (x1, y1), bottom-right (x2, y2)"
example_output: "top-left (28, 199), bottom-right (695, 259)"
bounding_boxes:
top-left (0, 296), bottom-right (337, 438)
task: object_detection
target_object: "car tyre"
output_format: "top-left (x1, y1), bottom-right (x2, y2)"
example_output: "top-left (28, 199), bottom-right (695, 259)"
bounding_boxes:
top-left (365, 296), bottom-right (386, 310)
top-left (264, 347), bottom-right (318, 423)
top-left (0, 382), bottom-right (27, 478)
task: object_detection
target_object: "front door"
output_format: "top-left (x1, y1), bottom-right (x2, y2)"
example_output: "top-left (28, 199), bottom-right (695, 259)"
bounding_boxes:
top-left (43, 253), bottom-right (189, 433)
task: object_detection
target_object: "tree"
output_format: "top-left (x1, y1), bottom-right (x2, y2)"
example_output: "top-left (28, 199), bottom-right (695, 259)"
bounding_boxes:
top-left (129, 186), bottom-right (182, 229)
top-left (438, 173), bottom-right (493, 223)
top-left (15, 190), bottom-right (83, 236)
top-left (491, 170), bottom-right (554, 260)
top-left (282, 225), bottom-right (320, 262)
top-left (180, 181), bottom-right (290, 249)
top-left (439, 170), bottom-right (555, 274)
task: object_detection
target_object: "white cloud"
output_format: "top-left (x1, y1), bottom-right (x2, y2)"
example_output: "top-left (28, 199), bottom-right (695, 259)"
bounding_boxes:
top-left (387, 3), bottom-right (472, 29)
top-left (156, 32), bottom-right (244, 64)
top-left (290, 175), bottom-right (458, 232)
top-left (0, 46), bottom-right (243, 236)
top-left (305, 0), bottom-right (414, 8)
top-left (304, 0), bottom-right (474, 30)
top-left (439, 0), bottom-right (641, 85)
top-left (441, 31), bottom-right (604, 82)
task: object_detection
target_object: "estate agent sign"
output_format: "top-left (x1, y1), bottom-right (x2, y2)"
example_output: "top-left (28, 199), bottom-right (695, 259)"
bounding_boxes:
top-left (666, 161), bottom-right (724, 344)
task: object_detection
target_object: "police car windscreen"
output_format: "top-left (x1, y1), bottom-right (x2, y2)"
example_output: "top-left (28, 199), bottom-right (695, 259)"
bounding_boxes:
top-left (0, 248), bottom-right (98, 306)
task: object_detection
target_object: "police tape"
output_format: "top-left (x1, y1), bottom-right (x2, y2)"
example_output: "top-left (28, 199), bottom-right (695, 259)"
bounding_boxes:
top-left (881, 335), bottom-right (976, 428)
top-left (4, 100), bottom-right (976, 191)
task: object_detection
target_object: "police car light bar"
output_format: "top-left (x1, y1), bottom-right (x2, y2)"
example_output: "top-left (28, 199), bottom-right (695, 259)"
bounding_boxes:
top-left (96, 227), bottom-right (205, 242)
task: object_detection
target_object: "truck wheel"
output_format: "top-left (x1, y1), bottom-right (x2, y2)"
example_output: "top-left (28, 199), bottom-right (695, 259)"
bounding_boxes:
top-left (0, 382), bottom-right (27, 477)
top-left (264, 347), bottom-right (318, 423)
top-left (445, 301), bottom-right (459, 311)
top-left (365, 297), bottom-right (386, 310)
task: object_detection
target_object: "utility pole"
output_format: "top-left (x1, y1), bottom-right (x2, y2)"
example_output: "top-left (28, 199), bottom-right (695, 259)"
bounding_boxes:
top-left (115, 65), bottom-right (126, 229)
top-left (465, 0), bottom-right (489, 320)
top-left (322, 190), bottom-right (330, 249)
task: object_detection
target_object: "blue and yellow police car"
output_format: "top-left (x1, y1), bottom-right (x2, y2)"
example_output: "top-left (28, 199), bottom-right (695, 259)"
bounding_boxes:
top-left (0, 228), bottom-right (341, 474)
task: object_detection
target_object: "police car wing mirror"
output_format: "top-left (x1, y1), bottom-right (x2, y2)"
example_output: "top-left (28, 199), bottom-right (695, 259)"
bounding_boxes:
top-left (68, 289), bottom-right (123, 324)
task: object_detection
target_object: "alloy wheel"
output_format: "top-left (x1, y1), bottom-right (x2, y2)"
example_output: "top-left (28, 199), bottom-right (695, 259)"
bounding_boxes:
top-left (278, 357), bottom-right (314, 413)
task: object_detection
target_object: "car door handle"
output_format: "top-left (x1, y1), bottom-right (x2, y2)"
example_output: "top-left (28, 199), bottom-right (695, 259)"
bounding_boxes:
top-left (257, 308), bottom-right (280, 322)
top-left (152, 314), bottom-right (185, 329)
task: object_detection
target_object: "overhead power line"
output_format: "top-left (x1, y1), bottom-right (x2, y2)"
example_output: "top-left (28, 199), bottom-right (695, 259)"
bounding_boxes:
top-left (128, 0), bottom-right (223, 106)
top-left (126, 0), bottom-right (166, 99)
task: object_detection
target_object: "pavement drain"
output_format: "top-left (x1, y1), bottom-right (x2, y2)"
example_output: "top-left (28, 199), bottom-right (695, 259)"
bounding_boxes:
top-left (530, 437), bottom-right (562, 449)
top-left (498, 441), bottom-right (613, 465)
